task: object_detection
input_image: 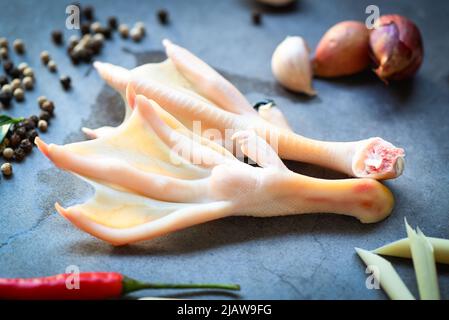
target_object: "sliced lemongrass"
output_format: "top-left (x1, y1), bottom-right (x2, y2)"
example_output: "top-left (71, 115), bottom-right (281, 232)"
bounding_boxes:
top-left (355, 247), bottom-right (415, 300)
top-left (405, 221), bottom-right (440, 300)
top-left (374, 237), bottom-right (449, 264)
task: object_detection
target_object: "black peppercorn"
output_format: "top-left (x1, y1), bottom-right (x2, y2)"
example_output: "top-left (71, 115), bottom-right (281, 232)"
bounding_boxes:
top-left (39, 111), bottom-right (51, 121)
top-left (51, 30), bottom-right (63, 45)
top-left (252, 11), bottom-right (262, 25)
top-left (80, 22), bottom-right (91, 35)
top-left (0, 75), bottom-right (8, 86)
top-left (20, 139), bottom-right (33, 153)
top-left (23, 119), bottom-right (35, 130)
top-left (99, 27), bottom-right (112, 39)
top-left (82, 5), bottom-right (94, 20)
top-left (38, 120), bottom-right (48, 132)
top-left (9, 67), bottom-right (21, 79)
top-left (60, 75), bottom-right (72, 90)
top-left (108, 17), bottom-right (118, 29)
top-left (157, 9), bottom-right (169, 25)
top-left (3, 60), bottom-right (13, 73)
top-left (29, 115), bottom-right (39, 125)
top-left (27, 129), bottom-right (38, 143)
top-left (15, 126), bottom-right (27, 138)
top-left (14, 147), bottom-right (25, 161)
top-left (41, 100), bottom-right (55, 114)
top-left (0, 91), bottom-right (12, 107)
top-left (10, 133), bottom-right (21, 148)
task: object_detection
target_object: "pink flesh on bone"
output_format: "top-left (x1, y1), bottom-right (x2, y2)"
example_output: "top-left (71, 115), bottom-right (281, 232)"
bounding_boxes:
top-left (364, 143), bottom-right (405, 174)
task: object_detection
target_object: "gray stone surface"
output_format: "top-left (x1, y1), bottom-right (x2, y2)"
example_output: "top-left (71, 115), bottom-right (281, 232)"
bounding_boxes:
top-left (0, 0), bottom-right (448, 299)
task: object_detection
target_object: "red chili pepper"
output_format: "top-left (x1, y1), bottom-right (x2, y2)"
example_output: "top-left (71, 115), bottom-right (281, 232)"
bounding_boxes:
top-left (0, 272), bottom-right (240, 300)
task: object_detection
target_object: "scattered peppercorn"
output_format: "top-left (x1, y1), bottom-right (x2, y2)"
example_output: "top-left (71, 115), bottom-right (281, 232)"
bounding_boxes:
top-left (82, 5), bottom-right (94, 21)
top-left (135, 22), bottom-right (146, 36)
top-left (29, 115), bottom-right (39, 125)
top-left (51, 30), bottom-right (63, 45)
top-left (41, 100), bottom-right (54, 114)
top-left (15, 126), bottom-right (27, 138)
top-left (38, 119), bottom-right (48, 132)
top-left (10, 79), bottom-right (21, 91)
top-left (69, 35), bottom-right (80, 47)
top-left (37, 96), bottom-right (47, 107)
top-left (9, 133), bottom-right (21, 147)
top-left (80, 22), bottom-right (91, 35)
top-left (90, 22), bottom-right (102, 34)
top-left (252, 11), bottom-right (262, 25)
top-left (13, 88), bottom-right (25, 102)
top-left (60, 75), bottom-right (72, 90)
top-left (19, 139), bottom-right (32, 154)
top-left (10, 67), bottom-right (21, 79)
top-left (18, 62), bottom-right (28, 72)
top-left (22, 76), bottom-right (34, 90)
top-left (119, 24), bottom-right (129, 38)
top-left (23, 118), bottom-right (35, 130)
top-left (13, 39), bottom-right (25, 54)
top-left (1, 162), bottom-right (12, 176)
top-left (40, 51), bottom-right (51, 64)
top-left (157, 9), bottom-right (169, 25)
top-left (0, 90), bottom-right (12, 107)
top-left (108, 16), bottom-right (118, 29)
top-left (27, 129), bottom-right (38, 143)
top-left (2, 148), bottom-right (13, 160)
top-left (2, 84), bottom-right (12, 94)
top-left (48, 60), bottom-right (57, 72)
top-left (13, 148), bottom-right (25, 162)
top-left (3, 60), bottom-right (13, 73)
top-left (39, 111), bottom-right (51, 122)
top-left (99, 26), bottom-right (112, 39)
top-left (0, 38), bottom-right (8, 49)
top-left (0, 47), bottom-right (8, 59)
top-left (22, 67), bottom-right (34, 78)
top-left (130, 27), bottom-right (143, 42)
top-left (0, 75), bottom-right (7, 86)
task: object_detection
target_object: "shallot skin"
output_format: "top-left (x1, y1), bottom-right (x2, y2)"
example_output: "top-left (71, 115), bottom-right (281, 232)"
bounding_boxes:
top-left (313, 21), bottom-right (370, 78)
top-left (370, 15), bottom-right (424, 82)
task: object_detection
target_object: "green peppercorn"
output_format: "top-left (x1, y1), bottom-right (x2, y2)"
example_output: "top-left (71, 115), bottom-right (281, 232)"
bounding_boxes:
top-left (22, 76), bottom-right (34, 90)
top-left (13, 39), bottom-right (25, 54)
top-left (13, 88), bottom-right (24, 102)
top-left (38, 119), bottom-right (48, 132)
top-left (40, 51), bottom-right (51, 64)
top-left (48, 60), bottom-right (57, 72)
top-left (13, 148), bottom-right (25, 162)
top-left (1, 162), bottom-right (12, 176)
top-left (2, 148), bottom-right (13, 160)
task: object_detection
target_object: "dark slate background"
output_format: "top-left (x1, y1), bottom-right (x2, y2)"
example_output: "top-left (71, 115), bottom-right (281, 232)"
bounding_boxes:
top-left (0, 0), bottom-right (448, 299)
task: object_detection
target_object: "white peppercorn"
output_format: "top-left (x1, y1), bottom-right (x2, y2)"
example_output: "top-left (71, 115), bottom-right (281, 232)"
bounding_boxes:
top-left (22, 76), bottom-right (34, 90)
top-left (48, 60), bottom-right (57, 72)
top-left (1, 162), bottom-right (12, 176)
top-left (119, 24), bottom-right (129, 38)
top-left (40, 51), bottom-right (51, 64)
top-left (13, 88), bottom-right (24, 101)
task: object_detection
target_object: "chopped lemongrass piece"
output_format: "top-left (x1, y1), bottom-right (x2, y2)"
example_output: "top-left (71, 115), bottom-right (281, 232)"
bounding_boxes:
top-left (355, 247), bottom-right (415, 300)
top-left (374, 237), bottom-right (449, 264)
top-left (405, 221), bottom-right (440, 300)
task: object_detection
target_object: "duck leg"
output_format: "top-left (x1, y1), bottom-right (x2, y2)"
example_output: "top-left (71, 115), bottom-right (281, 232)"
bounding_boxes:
top-left (37, 95), bottom-right (395, 245)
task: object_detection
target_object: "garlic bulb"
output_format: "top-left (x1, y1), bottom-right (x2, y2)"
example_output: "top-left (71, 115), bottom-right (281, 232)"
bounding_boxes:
top-left (256, 0), bottom-right (295, 6)
top-left (271, 36), bottom-right (316, 96)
